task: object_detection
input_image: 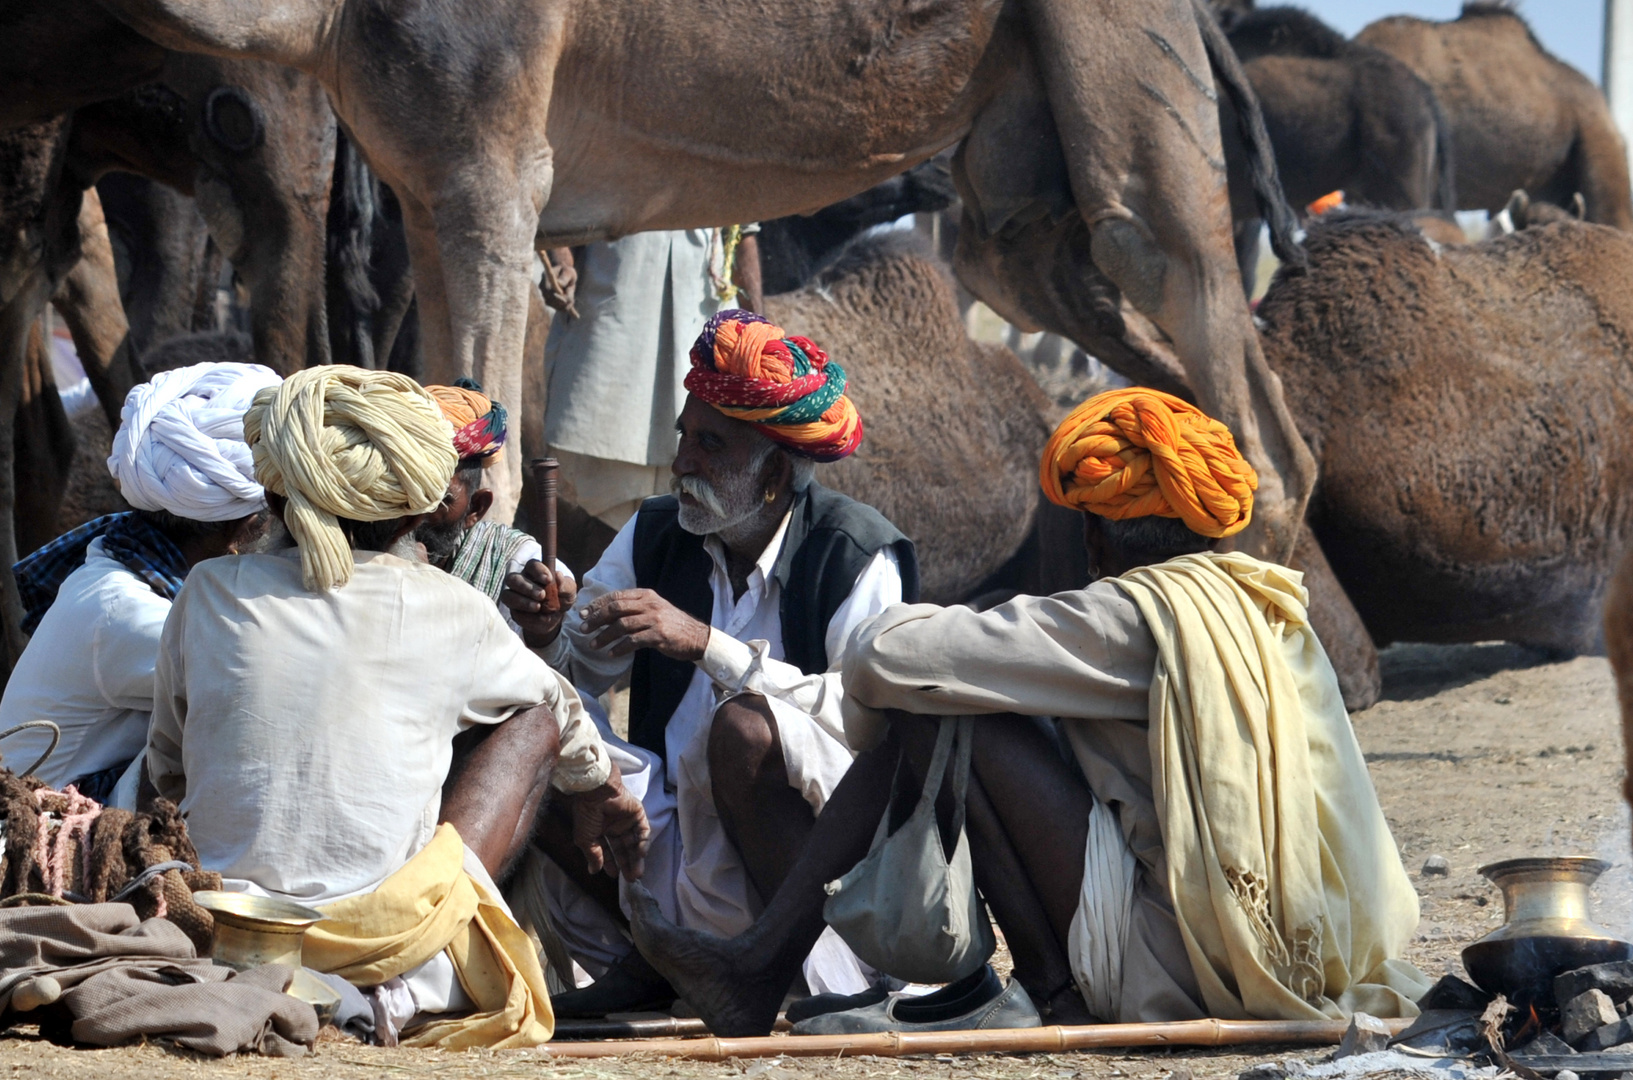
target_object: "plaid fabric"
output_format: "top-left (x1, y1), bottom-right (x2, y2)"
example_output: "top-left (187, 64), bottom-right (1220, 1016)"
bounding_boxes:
top-left (449, 521), bottom-right (534, 602)
top-left (15, 512), bottom-right (190, 634)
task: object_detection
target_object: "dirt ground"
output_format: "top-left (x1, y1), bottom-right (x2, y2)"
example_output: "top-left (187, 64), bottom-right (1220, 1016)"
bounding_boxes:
top-left (0, 641), bottom-right (1622, 1080)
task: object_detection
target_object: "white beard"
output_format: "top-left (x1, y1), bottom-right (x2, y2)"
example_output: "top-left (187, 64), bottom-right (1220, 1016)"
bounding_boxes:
top-left (674, 470), bottom-right (764, 537)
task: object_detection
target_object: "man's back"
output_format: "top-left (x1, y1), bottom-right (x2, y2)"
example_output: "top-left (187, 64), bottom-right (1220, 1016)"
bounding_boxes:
top-left (149, 548), bottom-right (552, 903)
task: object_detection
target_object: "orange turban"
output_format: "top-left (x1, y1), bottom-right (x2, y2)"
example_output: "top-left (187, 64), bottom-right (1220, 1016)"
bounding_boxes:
top-left (425, 380), bottom-right (506, 467)
top-left (1040, 388), bottom-right (1258, 539)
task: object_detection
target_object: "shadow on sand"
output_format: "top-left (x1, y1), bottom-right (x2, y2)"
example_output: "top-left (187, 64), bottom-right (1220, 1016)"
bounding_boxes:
top-left (1376, 641), bottom-right (1569, 704)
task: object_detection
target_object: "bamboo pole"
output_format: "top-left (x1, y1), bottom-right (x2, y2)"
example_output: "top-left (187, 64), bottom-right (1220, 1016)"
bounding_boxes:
top-left (536, 1016), bottom-right (1413, 1060)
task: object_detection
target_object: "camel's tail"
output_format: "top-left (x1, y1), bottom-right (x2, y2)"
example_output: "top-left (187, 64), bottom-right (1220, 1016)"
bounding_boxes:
top-left (327, 129), bottom-right (382, 368)
top-left (1194, 0), bottom-right (1306, 271)
top-left (1427, 88), bottom-right (1459, 213)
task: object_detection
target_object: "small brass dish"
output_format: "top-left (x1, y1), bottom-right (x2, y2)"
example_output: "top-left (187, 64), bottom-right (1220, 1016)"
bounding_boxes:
top-left (193, 891), bottom-right (339, 1023)
top-left (1461, 856), bottom-right (1631, 1006)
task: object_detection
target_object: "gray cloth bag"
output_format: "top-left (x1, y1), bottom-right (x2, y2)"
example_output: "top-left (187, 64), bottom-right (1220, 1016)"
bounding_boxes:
top-left (822, 716), bottom-right (996, 984)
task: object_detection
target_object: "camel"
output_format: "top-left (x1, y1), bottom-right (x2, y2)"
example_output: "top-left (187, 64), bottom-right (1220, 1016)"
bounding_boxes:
top-left (1255, 209), bottom-right (1633, 679)
top-left (1217, 6), bottom-right (1454, 289)
top-left (96, 173), bottom-right (221, 358)
top-left (1605, 551), bottom-right (1633, 837)
top-left (765, 233), bottom-right (1050, 605)
top-left (97, 0), bottom-right (1318, 564)
top-left (1357, 3), bottom-right (1633, 228)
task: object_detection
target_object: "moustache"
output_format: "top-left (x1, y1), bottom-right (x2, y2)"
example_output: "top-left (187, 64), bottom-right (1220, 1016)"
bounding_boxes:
top-left (672, 474), bottom-right (726, 519)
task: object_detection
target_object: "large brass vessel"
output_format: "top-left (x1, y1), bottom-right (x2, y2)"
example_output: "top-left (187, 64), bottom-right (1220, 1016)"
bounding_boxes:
top-left (192, 891), bottom-right (340, 1022)
top-left (1461, 856), bottom-right (1631, 1005)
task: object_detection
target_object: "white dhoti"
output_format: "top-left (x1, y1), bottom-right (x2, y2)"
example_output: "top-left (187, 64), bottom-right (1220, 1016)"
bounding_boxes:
top-left (536, 695), bottom-right (871, 995)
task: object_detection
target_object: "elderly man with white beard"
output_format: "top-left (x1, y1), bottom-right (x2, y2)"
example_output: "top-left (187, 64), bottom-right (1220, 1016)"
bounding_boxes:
top-left (503, 311), bottom-right (918, 1014)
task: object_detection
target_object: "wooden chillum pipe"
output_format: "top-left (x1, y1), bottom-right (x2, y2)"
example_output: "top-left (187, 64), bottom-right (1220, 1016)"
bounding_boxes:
top-left (529, 457), bottom-right (561, 610)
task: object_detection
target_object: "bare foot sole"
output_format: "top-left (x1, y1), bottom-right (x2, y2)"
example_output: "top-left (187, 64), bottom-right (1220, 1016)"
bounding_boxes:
top-left (626, 881), bottom-right (787, 1037)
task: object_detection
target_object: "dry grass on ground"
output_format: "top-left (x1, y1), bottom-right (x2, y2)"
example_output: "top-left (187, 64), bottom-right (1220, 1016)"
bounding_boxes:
top-left (0, 642), bottom-right (1622, 1080)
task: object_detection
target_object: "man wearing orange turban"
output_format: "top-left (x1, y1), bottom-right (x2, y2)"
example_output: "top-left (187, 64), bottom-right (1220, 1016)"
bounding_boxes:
top-left (628, 389), bottom-right (1427, 1041)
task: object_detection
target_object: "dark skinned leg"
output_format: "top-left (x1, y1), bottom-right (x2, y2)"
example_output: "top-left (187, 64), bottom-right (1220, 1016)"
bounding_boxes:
top-left (892, 713), bottom-right (1094, 1023)
top-left (708, 694), bottom-right (815, 903)
top-left (629, 729), bottom-right (899, 1036)
top-left (440, 702), bottom-right (560, 882)
top-left (633, 711), bottom-right (1097, 1035)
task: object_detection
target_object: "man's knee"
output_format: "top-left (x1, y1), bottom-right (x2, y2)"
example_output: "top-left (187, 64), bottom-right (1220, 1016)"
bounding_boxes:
top-left (708, 695), bottom-right (780, 805)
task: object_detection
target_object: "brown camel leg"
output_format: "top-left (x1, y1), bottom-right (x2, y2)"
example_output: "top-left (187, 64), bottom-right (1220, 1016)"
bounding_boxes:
top-left (440, 703), bottom-right (560, 881)
top-left (708, 694), bottom-right (816, 904)
top-left (52, 189), bottom-right (137, 428)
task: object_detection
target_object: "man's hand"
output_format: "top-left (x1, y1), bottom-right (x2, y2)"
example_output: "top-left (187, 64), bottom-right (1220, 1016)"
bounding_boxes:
top-left (568, 768), bottom-right (649, 881)
top-left (580, 589), bottom-right (709, 661)
top-left (501, 560), bottom-right (579, 648)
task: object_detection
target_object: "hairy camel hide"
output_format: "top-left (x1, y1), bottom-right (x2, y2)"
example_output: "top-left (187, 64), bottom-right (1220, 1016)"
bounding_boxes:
top-left (96, 0), bottom-right (1318, 559)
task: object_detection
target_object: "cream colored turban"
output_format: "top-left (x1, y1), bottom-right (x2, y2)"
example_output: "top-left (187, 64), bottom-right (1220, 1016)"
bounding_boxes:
top-left (244, 367), bottom-right (457, 590)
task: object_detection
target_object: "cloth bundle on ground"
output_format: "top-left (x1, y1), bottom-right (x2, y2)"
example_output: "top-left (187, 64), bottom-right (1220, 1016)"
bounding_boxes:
top-left (0, 772), bottom-right (221, 954)
top-left (685, 310), bottom-right (862, 461)
top-left (1041, 387), bottom-right (1258, 539)
top-left (244, 367), bottom-right (457, 591)
top-left (0, 903), bottom-right (315, 1055)
top-left (426, 379), bottom-right (508, 466)
top-left (302, 824), bottom-right (554, 1049)
top-left (1112, 552), bottom-right (1430, 1019)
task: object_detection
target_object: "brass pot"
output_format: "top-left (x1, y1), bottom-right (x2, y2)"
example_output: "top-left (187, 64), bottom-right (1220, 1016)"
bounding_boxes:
top-left (1461, 856), bottom-right (1631, 1006)
top-left (192, 891), bottom-right (340, 1023)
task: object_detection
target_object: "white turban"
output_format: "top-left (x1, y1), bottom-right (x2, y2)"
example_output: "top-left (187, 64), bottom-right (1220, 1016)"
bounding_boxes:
top-left (243, 366), bottom-right (456, 591)
top-left (107, 361), bottom-right (284, 521)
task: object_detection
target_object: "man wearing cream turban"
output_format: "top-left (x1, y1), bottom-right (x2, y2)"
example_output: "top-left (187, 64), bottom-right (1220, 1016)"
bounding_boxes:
top-left (501, 310), bottom-right (916, 1017)
top-left (144, 367), bottom-right (648, 1048)
top-left (1, 359), bottom-right (281, 806)
top-left (628, 388), bottom-right (1429, 1039)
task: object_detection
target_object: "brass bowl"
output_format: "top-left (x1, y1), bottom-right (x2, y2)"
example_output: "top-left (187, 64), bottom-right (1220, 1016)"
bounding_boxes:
top-left (1461, 856), bottom-right (1631, 1006)
top-left (192, 891), bottom-right (340, 1023)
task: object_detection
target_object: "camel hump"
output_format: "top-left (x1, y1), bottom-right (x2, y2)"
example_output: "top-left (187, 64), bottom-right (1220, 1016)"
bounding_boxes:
top-left (1227, 6), bottom-right (1351, 60)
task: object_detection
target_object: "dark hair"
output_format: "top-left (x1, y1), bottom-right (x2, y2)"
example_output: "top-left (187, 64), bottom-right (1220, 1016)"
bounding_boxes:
top-left (1095, 515), bottom-right (1216, 563)
top-left (337, 516), bottom-right (409, 552)
top-left (454, 460), bottom-right (485, 491)
top-left (135, 507), bottom-right (250, 545)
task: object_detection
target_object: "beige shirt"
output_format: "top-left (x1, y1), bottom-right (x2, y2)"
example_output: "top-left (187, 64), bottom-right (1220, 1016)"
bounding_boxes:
top-left (840, 584), bottom-right (1208, 1022)
top-left (148, 549), bottom-right (611, 903)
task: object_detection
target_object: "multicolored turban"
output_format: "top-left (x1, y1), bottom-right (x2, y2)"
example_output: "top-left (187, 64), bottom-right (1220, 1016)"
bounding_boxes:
top-left (684, 311), bottom-right (862, 462)
top-left (1040, 387), bottom-right (1258, 539)
top-left (425, 378), bottom-right (507, 466)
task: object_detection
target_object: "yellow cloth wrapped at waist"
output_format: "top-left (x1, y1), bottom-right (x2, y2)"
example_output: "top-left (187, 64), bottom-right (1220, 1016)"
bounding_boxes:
top-left (303, 824), bottom-right (554, 1048)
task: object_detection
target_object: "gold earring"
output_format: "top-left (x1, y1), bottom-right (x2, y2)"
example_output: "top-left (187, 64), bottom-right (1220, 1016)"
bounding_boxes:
top-left (764, 490), bottom-right (776, 503)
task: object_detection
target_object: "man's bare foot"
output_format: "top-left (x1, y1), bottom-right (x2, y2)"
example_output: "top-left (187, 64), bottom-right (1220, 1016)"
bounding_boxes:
top-left (626, 881), bottom-right (789, 1037)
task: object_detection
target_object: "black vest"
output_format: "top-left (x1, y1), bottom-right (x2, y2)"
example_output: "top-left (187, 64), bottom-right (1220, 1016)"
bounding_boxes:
top-left (627, 482), bottom-right (919, 756)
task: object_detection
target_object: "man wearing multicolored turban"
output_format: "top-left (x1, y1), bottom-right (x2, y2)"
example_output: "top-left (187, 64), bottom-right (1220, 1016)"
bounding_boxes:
top-left (417, 379), bottom-right (570, 633)
top-left (145, 367), bottom-right (647, 1048)
top-left (627, 388), bottom-right (1429, 1040)
top-left (501, 310), bottom-right (918, 1016)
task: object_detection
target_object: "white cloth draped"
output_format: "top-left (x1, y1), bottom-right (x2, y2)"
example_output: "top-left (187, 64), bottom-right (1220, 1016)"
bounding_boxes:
top-left (108, 361), bottom-right (282, 521)
top-left (1068, 796), bottom-right (1137, 1022)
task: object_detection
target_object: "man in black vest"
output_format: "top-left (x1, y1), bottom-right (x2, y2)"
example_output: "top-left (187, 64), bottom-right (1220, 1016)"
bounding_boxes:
top-left (504, 311), bottom-right (918, 1014)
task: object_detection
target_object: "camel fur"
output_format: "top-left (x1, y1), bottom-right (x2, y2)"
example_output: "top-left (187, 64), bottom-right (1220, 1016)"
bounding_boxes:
top-left (1257, 210), bottom-right (1633, 661)
top-left (1358, 2), bottom-right (1633, 228)
top-left (95, 0), bottom-right (1319, 565)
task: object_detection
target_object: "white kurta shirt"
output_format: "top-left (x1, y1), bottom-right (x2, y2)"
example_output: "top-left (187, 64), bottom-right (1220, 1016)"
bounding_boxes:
top-left (148, 548), bottom-right (611, 904)
top-left (0, 539), bottom-right (169, 793)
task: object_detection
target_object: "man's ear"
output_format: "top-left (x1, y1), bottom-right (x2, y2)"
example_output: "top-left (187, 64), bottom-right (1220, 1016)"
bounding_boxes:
top-left (466, 488), bottom-right (494, 527)
top-left (767, 448), bottom-right (795, 499)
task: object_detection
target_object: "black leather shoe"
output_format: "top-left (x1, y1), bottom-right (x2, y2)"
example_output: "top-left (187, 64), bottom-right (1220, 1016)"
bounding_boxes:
top-left (792, 966), bottom-right (1042, 1034)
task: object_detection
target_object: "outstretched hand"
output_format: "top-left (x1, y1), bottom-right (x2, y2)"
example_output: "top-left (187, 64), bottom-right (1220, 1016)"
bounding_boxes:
top-left (501, 560), bottom-right (578, 648)
top-left (568, 768), bottom-right (649, 881)
top-left (579, 589), bottom-right (710, 661)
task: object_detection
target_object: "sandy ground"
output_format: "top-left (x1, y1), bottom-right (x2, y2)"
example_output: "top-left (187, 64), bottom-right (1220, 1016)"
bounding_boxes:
top-left (0, 641), bottom-right (1622, 1080)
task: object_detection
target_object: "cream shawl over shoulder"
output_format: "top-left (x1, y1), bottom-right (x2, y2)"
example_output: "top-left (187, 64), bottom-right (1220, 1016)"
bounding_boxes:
top-left (1114, 552), bottom-right (1429, 1021)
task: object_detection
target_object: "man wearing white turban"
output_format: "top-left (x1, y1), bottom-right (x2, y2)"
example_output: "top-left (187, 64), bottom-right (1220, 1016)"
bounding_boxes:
top-left (1, 359), bottom-right (282, 806)
top-left (144, 366), bottom-right (647, 1048)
